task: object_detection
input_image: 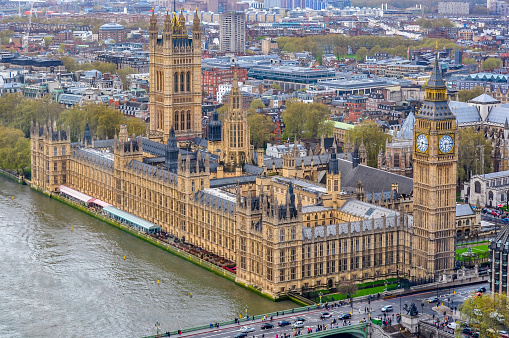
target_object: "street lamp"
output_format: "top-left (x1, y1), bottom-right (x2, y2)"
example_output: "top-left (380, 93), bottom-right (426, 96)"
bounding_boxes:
top-left (244, 305), bottom-right (249, 319)
top-left (155, 321), bottom-right (160, 335)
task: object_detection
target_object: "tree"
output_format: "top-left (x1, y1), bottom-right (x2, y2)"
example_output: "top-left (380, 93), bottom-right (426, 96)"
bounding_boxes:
top-left (59, 103), bottom-right (146, 141)
top-left (463, 58), bottom-right (476, 65)
top-left (271, 83), bottom-right (282, 91)
top-left (60, 55), bottom-right (76, 72)
top-left (0, 125), bottom-right (30, 173)
top-left (459, 292), bottom-right (509, 337)
top-left (58, 43), bottom-right (65, 53)
top-left (250, 98), bottom-right (265, 111)
top-left (457, 86), bottom-right (485, 102)
top-left (10, 95), bottom-right (64, 137)
top-left (44, 36), bottom-right (52, 46)
top-left (356, 47), bottom-right (368, 60)
top-left (116, 67), bottom-right (138, 90)
top-left (282, 100), bottom-right (331, 139)
top-left (336, 282), bottom-right (358, 296)
top-left (0, 30), bottom-right (14, 45)
top-left (248, 113), bottom-right (275, 149)
top-left (457, 127), bottom-right (492, 183)
top-left (348, 121), bottom-right (391, 167)
top-left (482, 58), bottom-right (502, 71)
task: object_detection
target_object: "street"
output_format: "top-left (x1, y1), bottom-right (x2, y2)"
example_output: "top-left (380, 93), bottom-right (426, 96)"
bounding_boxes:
top-left (174, 282), bottom-right (489, 338)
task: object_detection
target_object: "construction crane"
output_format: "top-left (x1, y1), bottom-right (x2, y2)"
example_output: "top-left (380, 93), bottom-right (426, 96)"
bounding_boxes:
top-left (10, 0), bottom-right (45, 50)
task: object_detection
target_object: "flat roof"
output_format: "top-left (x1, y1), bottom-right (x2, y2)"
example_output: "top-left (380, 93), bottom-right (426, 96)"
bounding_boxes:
top-left (103, 206), bottom-right (160, 231)
top-left (332, 121), bottom-right (354, 130)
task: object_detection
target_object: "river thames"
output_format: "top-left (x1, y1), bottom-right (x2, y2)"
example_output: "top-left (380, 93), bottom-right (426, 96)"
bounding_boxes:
top-left (0, 177), bottom-right (293, 337)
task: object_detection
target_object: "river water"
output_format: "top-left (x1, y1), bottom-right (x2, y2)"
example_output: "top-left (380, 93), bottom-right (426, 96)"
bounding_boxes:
top-left (0, 177), bottom-right (293, 337)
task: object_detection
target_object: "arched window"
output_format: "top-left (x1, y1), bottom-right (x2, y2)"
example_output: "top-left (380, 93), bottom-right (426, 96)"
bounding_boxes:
top-left (475, 181), bottom-right (481, 194)
top-left (280, 229), bottom-right (285, 242)
top-left (489, 191), bottom-right (494, 200)
top-left (174, 112), bottom-right (179, 130)
top-left (174, 72), bottom-right (178, 92)
top-left (186, 111), bottom-right (191, 130)
top-left (181, 111), bottom-right (185, 131)
top-left (186, 71), bottom-right (191, 91)
top-left (180, 72), bottom-right (184, 92)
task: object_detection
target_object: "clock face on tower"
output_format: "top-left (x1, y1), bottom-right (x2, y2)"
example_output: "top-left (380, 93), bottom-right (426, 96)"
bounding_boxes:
top-left (439, 135), bottom-right (454, 154)
top-left (416, 134), bottom-right (428, 153)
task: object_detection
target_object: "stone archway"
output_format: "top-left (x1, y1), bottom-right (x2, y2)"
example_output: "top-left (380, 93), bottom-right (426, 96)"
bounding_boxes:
top-left (328, 278), bottom-right (333, 288)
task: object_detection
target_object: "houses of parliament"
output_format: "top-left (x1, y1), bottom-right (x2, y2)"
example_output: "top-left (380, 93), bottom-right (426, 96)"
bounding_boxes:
top-left (30, 11), bottom-right (458, 299)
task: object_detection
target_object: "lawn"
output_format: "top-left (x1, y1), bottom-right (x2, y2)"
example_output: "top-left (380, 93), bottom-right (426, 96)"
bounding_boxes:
top-left (457, 240), bottom-right (490, 247)
top-left (321, 284), bottom-right (397, 302)
top-left (455, 244), bottom-right (489, 256)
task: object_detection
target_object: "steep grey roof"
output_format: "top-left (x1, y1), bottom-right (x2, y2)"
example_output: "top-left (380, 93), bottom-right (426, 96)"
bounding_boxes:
top-left (337, 158), bottom-right (413, 195)
top-left (396, 112), bottom-right (415, 139)
top-left (243, 164), bottom-right (264, 175)
top-left (487, 106), bottom-right (509, 125)
top-left (449, 101), bottom-right (480, 124)
top-left (470, 93), bottom-right (500, 104)
top-left (302, 205), bottom-right (332, 213)
top-left (340, 199), bottom-right (397, 219)
top-left (194, 189), bottom-right (236, 214)
top-left (194, 137), bottom-right (208, 147)
top-left (93, 139), bottom-right (114, 149)
top-left (127, 160), bottom-right (178, 183)
top-left (142, 138), bottom-right (166, 156)
top-left (456, 203), bottom-right (474, 217)
top-left (209, 175), bottom-right (258, 188)
top-left (75, 147), bottom-right (114, 171)
top-left (481, 170), bottom-right (509, 179)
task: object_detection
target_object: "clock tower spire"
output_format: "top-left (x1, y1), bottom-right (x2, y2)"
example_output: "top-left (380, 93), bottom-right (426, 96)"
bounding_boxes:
top-left (413, 53), bottom-right (457, 282)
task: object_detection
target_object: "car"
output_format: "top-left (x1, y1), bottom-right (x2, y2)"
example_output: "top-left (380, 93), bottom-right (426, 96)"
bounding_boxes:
top-left (233, 333), bottom-right (247, 338)
top-left (320, 312), bottom-right (332, 319)
top-left (293, 321), bottom-right (305, 328)
top-left (477, 287), bottom-right (486, 293)
top-left (462, 327), bottom-right (473, 335)
top-left (428, 297), bottom-right (439, 303)
top-left (294, 317), bottom-right (306, 322)
top-left (260, 323), bottom-right (273, 330)
top-left (381, 305), bottom-right (393, 312)
top-left (278, 320), bottom-right (291, 327)
top-left (339, 313), bottom-right (352, 320)
top-left (472, 332), bottom-right (479, 338)
top-left (240, 327), bottom-right (255, 333)
top-left (446, 322), bottom-right (457, 330)
top-left (503, 218), bottom-right (509, 222)
top-left (492, 210), bottom-right (500, 216)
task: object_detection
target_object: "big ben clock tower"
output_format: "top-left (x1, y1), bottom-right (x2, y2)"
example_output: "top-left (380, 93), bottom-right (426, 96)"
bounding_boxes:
top-left (413, 54), bottom-right (457, 281)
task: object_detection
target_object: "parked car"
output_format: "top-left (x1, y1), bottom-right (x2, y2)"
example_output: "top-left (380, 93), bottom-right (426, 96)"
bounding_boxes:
top-left (339, 313), bottom-right (352, 320)
top-left (462, 327), bottom-right (473, 335)
top-left (240, 327), bottom-right (255, 333)
top-left (446, 322), bottom-right (457, 330)
top-left (293, 321), bottom-right (305, 328)
top-left (233, 333), bottom-right (247, 338)
top-left (381, 305), bottom-right (393, 312)
top-left (260, 323), bottom-right (273, 330)
top-left (503, 218), bottom-right (509, 222)
top-left (491, 210), bottom-right (500, 217)
top-left (278, 320), bottom-right (291, 327)
top-left (428, 297), bottom-right (439, 303)
top-left (477, 286), bottom-right (486, 293)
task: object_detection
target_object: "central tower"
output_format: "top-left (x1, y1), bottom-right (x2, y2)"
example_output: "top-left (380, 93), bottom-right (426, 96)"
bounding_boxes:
top-left (149, 9), bottom-right (202, 142)
top-left (413, 55), bottom-right (457, 281)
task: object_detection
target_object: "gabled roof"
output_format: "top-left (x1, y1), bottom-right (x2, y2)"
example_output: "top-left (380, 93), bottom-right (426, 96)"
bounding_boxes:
top-left (456, 203), bottom-right (474, 217)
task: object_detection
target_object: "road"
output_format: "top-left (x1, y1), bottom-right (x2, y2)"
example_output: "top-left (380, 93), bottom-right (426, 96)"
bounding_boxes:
top-left (174, 282), bottom-right (489, 338)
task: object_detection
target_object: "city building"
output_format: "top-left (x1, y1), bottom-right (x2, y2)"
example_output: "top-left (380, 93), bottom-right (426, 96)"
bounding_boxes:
top-left (148, 10), bottom-right (202, 142)
top-left (490, 224), bottom-right (509, 294)
top-left (219, 12), bottom-right (246, 53)
top-left (438, 2), bottom-right (469, 15)
top-left (98, 23), bottom-right (127, 42)
top-left (202, 67), bottom-right (248, 97)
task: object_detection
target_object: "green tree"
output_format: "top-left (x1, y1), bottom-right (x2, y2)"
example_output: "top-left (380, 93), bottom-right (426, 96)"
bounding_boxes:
top-left (0, 93), bottom-right (24, 126)
top-left (458, 292), bottom-right (509, 337)
top-left (0, 30), bottom-right (14, 45)
top-left (58, 43), bottom-right (65, 53)
top-left (10, 95), bottom-right (64, 137)
top-left (282, 100), bottom-right (331, 138)
top-left (457, 86), bottom-right (485, 102)
top-left (457, 127), bottom-right (492, 183)
top-left (59, 103), bottom-right (146, 141)
top-left (271, 83), bottom-right (282, 90)
top-left (44, 36), bottom-right (52, 46)
top-left (116, 67), bottom-right (138, 90)
top-left (248, 113), bottom-right (275, 149)
top-left (60, 55), bottom-right (76, 72)
top-left (0, 125), bottom-right (30, 172)
top-left (356, 47), bottom-right (369, 60)
top-left (463, 57), bottom-right (476, 65)
top-left (482, 58), bottom-right (502, 71)
top-left (250, 98), bottom-right (265, 111)
top-left (348, 121), bottom-right (391, 167)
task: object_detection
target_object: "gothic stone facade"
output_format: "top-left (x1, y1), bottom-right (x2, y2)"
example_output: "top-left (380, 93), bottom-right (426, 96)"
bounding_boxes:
top-left (31, 123), bottom-right (416, 299)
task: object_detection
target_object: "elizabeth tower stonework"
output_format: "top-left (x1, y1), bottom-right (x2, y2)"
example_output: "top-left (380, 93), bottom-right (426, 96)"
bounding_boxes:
top-left (413, 55), bottom-right (457, 281)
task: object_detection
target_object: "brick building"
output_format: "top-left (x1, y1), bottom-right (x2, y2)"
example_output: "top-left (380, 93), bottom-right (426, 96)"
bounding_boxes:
top-left (202, 67), bottom-right (248, 97)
